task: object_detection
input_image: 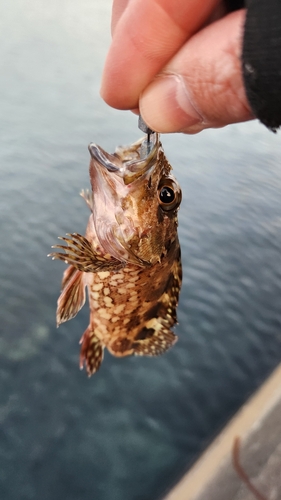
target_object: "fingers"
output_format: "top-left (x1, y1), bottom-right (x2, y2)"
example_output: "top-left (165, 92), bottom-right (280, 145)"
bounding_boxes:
top-left (140, 10), bottom-right (253, 134)
top-left (101, 0), bottom-right (220, 109)
top-left (111, 0), bottom-right (129, 35)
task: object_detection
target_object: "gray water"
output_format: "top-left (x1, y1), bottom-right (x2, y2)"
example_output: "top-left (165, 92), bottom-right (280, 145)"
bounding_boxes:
top-left (1, 1), bottom-right (281, 499)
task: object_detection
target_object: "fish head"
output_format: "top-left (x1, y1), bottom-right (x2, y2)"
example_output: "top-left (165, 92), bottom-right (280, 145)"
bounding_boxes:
top-left (88, 134), bottom-right (182, 266)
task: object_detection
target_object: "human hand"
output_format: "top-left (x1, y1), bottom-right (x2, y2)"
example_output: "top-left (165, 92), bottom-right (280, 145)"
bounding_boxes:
top-left (100, 0), bottom-right (253, 134)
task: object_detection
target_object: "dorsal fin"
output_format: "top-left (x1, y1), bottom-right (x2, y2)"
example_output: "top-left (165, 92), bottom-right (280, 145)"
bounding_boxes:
top-left (56, 265), bottom-right (86, 326)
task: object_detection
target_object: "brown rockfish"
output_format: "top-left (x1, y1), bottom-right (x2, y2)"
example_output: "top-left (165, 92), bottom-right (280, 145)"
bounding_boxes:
top-left (49, 133), bottom-right (182, 376)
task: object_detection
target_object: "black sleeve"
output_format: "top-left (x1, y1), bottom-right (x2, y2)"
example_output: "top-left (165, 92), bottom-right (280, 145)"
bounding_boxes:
top-left (225, 0), bottom-right (281, 132)
top-left (242, 0), bottom-right (281, 132)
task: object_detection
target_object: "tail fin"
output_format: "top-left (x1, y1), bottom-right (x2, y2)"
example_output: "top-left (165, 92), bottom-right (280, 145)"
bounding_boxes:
top-left (56, 265), bottom-right (86, 326)
top-left (133, 327), bottom-right (177, 356)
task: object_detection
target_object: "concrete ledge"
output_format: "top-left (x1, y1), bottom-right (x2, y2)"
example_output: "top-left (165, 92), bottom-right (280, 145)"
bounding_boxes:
top-left (163, 363), bottom-right (281, 500)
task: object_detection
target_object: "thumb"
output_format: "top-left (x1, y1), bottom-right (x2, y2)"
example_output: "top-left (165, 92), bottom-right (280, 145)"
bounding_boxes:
top-left (140, 10), bottom-right (253, 134)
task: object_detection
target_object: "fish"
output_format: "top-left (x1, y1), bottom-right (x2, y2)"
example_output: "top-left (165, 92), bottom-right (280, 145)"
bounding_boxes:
top-left (49, 133), bottom-right (182, 376)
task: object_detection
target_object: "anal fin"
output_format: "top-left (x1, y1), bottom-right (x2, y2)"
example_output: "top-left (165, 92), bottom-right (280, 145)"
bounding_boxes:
top-left (79, 326), bottom-right (104, 376)
top-left (56, 265), bottom-right (86, 326)
top-left (133, 327), bottom-right (177, 357)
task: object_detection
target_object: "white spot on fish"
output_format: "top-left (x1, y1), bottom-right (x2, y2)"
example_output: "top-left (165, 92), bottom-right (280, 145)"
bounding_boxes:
top-left (114, 304), bottom-right (125, 315)
top-left (98, 309), bottom-right (111, 320)
top-left (97, 271), bottom-right (110, 279)
top-left (104, 296), bottom-right (113, 306)
top-left (92, 283), bottom-right (103, 291)
top-left (110, 273), bottom-right (124, 281)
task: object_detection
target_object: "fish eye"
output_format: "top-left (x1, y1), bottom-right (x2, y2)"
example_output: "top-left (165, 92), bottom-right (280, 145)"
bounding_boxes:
top-left (159, 186), bottom-right (175, 204)
top-left (158, 178), bottom-right (181, 211)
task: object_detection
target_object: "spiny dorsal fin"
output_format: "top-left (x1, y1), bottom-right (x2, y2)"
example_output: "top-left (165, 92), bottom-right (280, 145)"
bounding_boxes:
top-left (79, 326), bottom-right (104, 376)
top-left (49, 233), bottom-right (124, 273)
top-left (56, 266), bottom-right (86, 326)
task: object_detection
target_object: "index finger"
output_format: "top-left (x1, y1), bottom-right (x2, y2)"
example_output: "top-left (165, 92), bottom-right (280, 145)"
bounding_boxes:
top-left (101, 0), bottom-right (221, 110)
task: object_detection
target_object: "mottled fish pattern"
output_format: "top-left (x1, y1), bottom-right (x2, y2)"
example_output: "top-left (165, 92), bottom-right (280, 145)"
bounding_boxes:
top-left (50, 134), bottom-right (182, 376)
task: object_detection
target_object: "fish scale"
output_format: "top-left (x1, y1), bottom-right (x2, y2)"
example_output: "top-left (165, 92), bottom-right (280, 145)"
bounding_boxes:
top-left (49, 132), bottom-right (182, 376)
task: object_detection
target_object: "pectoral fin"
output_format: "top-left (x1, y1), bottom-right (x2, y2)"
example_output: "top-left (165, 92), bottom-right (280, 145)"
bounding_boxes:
top-left (49, 233), bottom-right (123, 272)
top-left (61, 262), bottom-right (78, 289)
top-left (133, 327), bottom-right (177, 356)
top-left (56, 266), bottom-right (86, 326)
top-left (79, 326), bottom-right (104, 376)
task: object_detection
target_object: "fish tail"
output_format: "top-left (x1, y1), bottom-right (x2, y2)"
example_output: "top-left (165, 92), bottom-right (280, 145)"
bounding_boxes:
top-left (79, 326), bottom-right (104, 376)
top-left (133, 327), bottom-right (177, 356)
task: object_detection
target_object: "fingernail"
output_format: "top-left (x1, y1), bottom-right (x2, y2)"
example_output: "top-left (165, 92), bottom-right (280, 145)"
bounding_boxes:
top-left (140, 75), bottom-right (202, 133)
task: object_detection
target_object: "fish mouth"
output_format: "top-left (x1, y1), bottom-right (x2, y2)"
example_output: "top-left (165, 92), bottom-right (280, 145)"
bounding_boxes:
top-left (88, 144), bottom-right (120, 172)
top-left (88, 133), bottom-right (159, 184)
